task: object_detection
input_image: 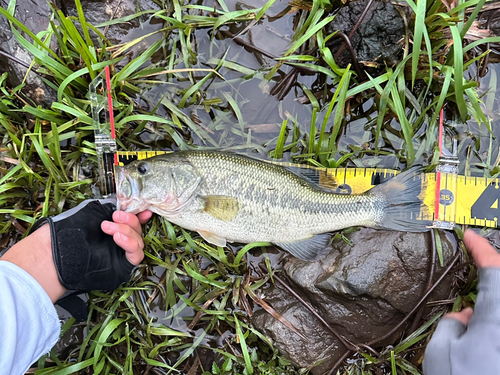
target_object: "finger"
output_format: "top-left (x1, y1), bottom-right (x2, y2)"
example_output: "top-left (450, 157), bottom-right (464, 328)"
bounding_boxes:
top-left (423, 317), bottom-right (465, 375)
top-left (137, 210), bottom-right (153, 225)
top-left (102, 220), bottom-right (143, 245)
top-left (113, 231), bottom-right (144, 265)
top-left (464, 230), bottom-right (500, 269)
top-left (102, 219), bottom-right (143, 247)
top-left (444, 307), bottom-right (474, 326)
top-left (101, 221), bottom-right (145, 264)
top-left (112, 211), bottom-right (142, 235)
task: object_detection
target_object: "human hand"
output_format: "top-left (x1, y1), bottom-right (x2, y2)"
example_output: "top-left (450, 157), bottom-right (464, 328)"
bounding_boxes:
top-left (101, 209), bottom-right (152, 265)
top-left (423, 229), bottom-right (500, 375)
top-left (1, 199), bottom-right (152, 303)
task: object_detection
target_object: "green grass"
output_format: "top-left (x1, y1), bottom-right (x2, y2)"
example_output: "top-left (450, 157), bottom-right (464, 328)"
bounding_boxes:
top-left (0, 0), bottom-right (497, 373)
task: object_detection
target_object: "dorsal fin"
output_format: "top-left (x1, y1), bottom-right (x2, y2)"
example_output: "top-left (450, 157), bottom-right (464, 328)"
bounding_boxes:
top-left (284, 165), bottom-right (338, 192)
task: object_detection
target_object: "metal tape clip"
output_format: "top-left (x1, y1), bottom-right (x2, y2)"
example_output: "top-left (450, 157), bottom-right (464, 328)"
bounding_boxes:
top-left (90, 66), bottom-right (117, 197)
top-left (432, 131), bottom-right (459, 230)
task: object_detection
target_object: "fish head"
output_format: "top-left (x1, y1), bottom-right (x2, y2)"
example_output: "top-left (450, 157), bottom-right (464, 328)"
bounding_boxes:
top-left (116, 156), bottom-right (202, 215)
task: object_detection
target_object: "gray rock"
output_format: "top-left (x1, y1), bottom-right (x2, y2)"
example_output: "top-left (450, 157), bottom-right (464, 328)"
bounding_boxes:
top-left (0, 0), bottom-right (60, 106)
top-left (327, 0), bottom-right (405, 67)
top-left (252, 229), bottom-right (456, 374)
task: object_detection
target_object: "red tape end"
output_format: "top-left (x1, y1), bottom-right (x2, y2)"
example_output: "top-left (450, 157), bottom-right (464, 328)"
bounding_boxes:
top-left (105, 66), bottom-right (116, 140)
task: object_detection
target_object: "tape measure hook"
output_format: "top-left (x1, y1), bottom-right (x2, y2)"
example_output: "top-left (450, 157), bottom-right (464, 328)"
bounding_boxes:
top-left (90, 66), bottom-right (117, 197)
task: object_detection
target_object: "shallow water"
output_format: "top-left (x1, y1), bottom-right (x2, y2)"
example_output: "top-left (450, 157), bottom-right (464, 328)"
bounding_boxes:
top-left (131, 2), bottom-right (500, 177)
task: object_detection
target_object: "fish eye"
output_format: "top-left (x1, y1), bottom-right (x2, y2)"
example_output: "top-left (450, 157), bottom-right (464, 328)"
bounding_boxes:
top-left (137, 162), bottom-right (149, 175)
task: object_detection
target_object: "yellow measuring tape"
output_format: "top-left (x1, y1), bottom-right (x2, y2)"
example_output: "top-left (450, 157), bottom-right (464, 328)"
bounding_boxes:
top-left (116, 151), bottom-right (500, 229)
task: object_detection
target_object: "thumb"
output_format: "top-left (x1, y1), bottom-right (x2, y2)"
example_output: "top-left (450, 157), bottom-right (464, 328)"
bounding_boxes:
top-left (431, 313), bottom-right (469, 344)
top-left (423, 312), bottom-right (469, 375)
top-left (444, 307), bottom-right (474, 326)
top-left (464, 230), bottom-right (500, 269)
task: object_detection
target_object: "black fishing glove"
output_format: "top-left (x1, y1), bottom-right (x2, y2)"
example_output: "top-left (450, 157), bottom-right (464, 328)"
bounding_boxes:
top-left (29, 199), bottom-right (135, 291)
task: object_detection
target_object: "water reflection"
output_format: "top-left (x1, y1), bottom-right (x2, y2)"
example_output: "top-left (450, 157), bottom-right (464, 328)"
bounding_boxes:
top-left (133, 8), bottom-right (500, 176)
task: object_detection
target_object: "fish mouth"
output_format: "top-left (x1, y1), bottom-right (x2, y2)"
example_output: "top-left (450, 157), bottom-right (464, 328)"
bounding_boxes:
top-left (116, 167), bottom-right (136, 211)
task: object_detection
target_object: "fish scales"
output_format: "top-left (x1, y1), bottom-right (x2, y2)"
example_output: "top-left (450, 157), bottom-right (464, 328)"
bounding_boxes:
top-left (117, 150), bottom-right (429, 260)
top-left (177, 151), bottom-right (384, 239)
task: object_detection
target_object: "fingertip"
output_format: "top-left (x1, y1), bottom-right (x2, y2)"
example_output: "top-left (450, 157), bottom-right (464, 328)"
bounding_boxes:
top-left (464, 230), bottom-right (500, 268)
top-left (138, 210), bottom-right (153, 224)
top-left (113, 231), bottom-right (145, 265)
top-left (445, 307), bottom-right (474, 326)
top-left (127, 251), bottom-right (145, 266)
top-left (101, 220), bottom-right (113, 233)
top-left (464, 229), bottom-right (479, 249)
top-left (113, 210), bottom-right (131, 223)
top-left (462, 306), bottom-right (474, 317)
top-left (119, 236), bottom-right (144, 265)
top-left (463, 229), bottom-right (474, 241)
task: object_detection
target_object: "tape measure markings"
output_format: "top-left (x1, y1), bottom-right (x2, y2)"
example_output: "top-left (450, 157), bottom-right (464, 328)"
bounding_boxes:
top-left (444, 173), bottom-right (448, 220)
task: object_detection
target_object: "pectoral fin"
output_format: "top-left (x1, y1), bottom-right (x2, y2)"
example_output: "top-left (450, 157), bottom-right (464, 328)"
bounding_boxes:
top-left (198, 230), bottom-right (227, 247)
top-left (202, 195), bottom-right (240, 222)
top-left (275, 234), bottom-right (332, 261)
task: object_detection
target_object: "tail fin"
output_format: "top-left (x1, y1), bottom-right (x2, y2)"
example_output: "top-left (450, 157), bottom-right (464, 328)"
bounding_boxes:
top-left (370, 166), bottom-right (431, 232)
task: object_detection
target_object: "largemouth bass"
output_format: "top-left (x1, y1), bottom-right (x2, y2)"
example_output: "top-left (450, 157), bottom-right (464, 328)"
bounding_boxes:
top-left (116, 151), bottom-right (429, 260)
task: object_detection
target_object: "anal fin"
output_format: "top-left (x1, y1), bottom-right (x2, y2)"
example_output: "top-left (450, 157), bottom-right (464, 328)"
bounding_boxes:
top-left (275, 234), bottom-right (332, 261)
top-left (198, 230), bottom-right (227, 247)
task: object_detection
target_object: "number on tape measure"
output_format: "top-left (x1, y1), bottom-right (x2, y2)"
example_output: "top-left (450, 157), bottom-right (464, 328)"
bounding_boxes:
top-left (440, 189), bottom-right (454, 206)
top-left (471, 183), bottom-right (500, 221)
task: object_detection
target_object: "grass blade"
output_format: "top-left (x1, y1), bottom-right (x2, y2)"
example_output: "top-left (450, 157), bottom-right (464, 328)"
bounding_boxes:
top-left (0, 6), bottom-right (62, 62)
top-left (449, 24), bottom-right (466, 121)
top-left (74, 0), bottom-right (95, 50)
top-left (113, 39), bottom-right (163, 84)
top-left (273, 119), bottom-right (288, 160)
top-left (234, 315), bottom-right (253, 374)
top-left (391, 84), bottom-right (415, 164)
top-left (57, 59), bottom-right (122, 102)
top-left (328, 70), bottom-right (352, 158)
top-left (316, 66), bottom-right (351, 160)
top-left (410, 0), bottom-right (426, 87)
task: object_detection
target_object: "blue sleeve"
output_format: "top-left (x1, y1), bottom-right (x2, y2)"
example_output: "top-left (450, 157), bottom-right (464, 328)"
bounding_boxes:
top-left (423, 268), bottom-right (500, 375)
top-left (0, 260), bottom-right (60, 375)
